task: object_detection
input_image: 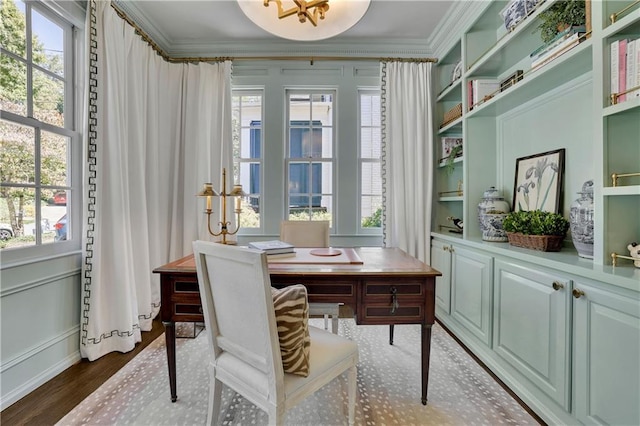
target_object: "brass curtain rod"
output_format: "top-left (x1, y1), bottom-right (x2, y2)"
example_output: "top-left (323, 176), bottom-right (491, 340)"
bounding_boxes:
top-left (110, 3), bottom-right (437, 64)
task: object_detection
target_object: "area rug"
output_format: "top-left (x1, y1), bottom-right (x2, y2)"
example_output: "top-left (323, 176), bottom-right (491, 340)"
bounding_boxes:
top-left (57, 320), bottom-right (540, 425)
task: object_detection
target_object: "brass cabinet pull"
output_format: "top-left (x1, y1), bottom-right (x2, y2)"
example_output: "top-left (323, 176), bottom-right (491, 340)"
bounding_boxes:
top-left (572, 288), bottom-right (585, 299)
top-left (552, 281), bottom-right (564, 291)
top-left (390, 286), bottom-right (399, 314)
top-left (443, 246), bottom-right (449, 252)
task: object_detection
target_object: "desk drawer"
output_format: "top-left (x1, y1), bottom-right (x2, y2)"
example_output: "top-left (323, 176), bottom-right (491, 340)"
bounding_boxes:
top-left (363, 280), bottom-right (424, 300)
top-left (362, 303), bottom-right (423, 323)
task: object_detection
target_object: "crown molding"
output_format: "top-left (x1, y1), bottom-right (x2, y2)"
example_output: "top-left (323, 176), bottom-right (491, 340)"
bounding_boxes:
top-left (429, 0), bottom-right (487, 60)
top-left (166, 39), bottom-right (435, 59)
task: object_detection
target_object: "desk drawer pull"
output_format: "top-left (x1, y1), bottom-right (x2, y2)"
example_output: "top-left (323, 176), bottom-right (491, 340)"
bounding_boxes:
top-left (390, 286), bottom-right (399, 314)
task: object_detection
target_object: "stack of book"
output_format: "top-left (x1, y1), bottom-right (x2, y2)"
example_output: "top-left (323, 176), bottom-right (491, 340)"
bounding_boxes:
top-left (529, 26), bottom-right (587, 71)
top-left (248, 240), bottom-right (295, 257)
top-left (611, 37), bottom-right (640, 103)
top-left (467, 79), bottom-right (500, 110)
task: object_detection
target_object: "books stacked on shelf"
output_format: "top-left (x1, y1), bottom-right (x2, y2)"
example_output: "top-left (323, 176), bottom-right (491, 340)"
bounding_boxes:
top-left (611, 38), bottom-right (640, 104)
top-left (248, 240), bottom-right (295, 256)
top-left (467, 79), bottom-right (500, 110)
top-left (529, 26), bottom-right (587, 71)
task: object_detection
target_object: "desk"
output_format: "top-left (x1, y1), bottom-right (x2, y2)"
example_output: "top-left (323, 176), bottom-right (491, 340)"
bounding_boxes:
top-left (153, 247), bottom-right (441, 405)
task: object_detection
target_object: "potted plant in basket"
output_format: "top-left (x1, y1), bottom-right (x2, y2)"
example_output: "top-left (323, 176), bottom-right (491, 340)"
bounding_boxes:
top-left (502, 210), bottom-right (570, 252)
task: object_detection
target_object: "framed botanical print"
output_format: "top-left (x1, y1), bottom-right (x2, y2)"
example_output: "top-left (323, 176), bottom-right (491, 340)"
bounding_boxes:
top-left (513, 149), bottom-right (565, 213)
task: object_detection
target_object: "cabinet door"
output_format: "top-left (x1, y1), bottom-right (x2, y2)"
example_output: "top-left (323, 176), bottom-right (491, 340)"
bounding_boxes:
top-left (493, 260), bottom-right (571, 409)
top-left (573, 281), bottom-right (640, 426)
top-left (431, 239), bottom-right (452, 315)
top-left (451, 246), bottom-right (493, 346)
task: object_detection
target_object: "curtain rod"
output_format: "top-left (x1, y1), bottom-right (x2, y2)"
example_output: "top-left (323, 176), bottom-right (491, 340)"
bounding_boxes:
top-left (110, 3), bottom-right (437, 64)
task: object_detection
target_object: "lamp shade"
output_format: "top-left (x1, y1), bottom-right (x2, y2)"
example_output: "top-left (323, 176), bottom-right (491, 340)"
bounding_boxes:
top-left (197, 183), bottom-right (220, 197)
top-left (237, 0), bottom-right (372, 41)
top-left (228, 184), bottom-right (246, 197)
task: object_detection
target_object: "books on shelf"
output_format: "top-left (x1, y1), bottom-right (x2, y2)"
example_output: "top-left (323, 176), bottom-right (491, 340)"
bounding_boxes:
top-left (530, 30), bottom-right (587, 71)
top-left (248, 240), bottom-right (295, 255)
top-left (611, 37), bottom-right (640, 103)
top-left (467, 79), bottom-right (500, 110)
top-left (529, 26), bottom-right (585, 61)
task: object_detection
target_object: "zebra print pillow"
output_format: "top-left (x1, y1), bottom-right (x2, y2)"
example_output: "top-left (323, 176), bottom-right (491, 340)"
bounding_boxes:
top-left (271, 285), bottom-right (311, 377)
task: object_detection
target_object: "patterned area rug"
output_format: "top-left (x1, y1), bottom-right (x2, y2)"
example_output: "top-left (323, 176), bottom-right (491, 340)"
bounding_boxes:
top-left (57, 320), bottom-right (540, 425)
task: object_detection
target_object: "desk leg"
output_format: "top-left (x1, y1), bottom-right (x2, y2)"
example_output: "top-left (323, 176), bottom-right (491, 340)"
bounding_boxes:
top-left (421, 322), bottom-right (432, 405)
top-left (163, 320), bottom-right (177, 402)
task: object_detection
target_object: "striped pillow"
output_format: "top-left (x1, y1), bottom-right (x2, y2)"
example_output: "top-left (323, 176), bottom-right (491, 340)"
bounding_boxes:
top-left (271, 285), bottom-right (311, 377)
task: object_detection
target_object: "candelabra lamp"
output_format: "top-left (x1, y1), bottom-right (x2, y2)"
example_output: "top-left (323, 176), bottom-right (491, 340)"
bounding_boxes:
top-left (198, 168), bottom-right (245, 244)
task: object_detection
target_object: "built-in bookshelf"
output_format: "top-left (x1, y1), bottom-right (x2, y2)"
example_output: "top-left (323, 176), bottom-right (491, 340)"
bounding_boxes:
top-left (431, 2), bottom-right (640, 425)
top-left (433, 0), bottom-right (640, 277)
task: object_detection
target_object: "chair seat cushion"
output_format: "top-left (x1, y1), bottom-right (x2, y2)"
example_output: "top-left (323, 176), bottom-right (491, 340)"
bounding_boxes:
top-left (271, 285), bottom-right (311, 377)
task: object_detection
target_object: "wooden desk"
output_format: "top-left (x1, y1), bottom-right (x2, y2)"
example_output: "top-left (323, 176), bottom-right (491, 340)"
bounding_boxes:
top-left (153, 247), bottom-right (441, 405)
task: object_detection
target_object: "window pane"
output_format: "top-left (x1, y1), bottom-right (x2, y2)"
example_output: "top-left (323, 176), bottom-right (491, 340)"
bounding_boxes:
top-left (2, 0), bottom-right (27, 58)
top-left (361, 162), bottom-right (381, 195)
top-left (33, 68), bottom-right (64, 125)
top-left (361, 127), bottom-right (381, 159)
top-left (238, 162), bottom-right (259, 228)
top-left (41, 130), bottom-right (69, 187)
top-left (0, 55), bottom-right (28, 115)
top-left (0, 119), bottom-right (35, 184)
top-left (289, 93), bottom-right (311, 121)
top-left (360, 93), bottom-right (380, 126)
top-left (361, 196), bottom-right (382, 228)
top-left (32, 8), bottom-right (65, 77)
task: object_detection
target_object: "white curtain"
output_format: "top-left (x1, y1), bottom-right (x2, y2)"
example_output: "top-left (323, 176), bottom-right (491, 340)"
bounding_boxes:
top-left (81, 0), bottom-right (232, 361)
top-left (380, 61), bottom-right (434, 263)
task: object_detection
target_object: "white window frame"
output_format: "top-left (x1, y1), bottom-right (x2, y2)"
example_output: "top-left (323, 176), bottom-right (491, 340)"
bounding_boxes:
top-left (0, 0), bottom-right (83, 264)
top-left (358, 88), bottom-right (382, 234)
top-left (232, 89), bottom-right (264, 232)
top-left (284, 89), bottom-right (336, 224)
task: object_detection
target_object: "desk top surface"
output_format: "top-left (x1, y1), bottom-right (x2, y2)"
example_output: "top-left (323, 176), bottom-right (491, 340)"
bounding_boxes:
top-left (153, 246), bottom-right (441, 278)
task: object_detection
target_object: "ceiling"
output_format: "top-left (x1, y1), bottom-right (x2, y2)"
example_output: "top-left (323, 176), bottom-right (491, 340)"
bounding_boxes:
top-left (113, 0), bottom-right (460, 58)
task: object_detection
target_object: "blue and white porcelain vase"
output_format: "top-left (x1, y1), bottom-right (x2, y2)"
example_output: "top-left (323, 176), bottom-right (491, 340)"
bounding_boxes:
top-left (478, 186), bottom-right (511, 242)
top-left (570, 180), bottom-right (594, 259)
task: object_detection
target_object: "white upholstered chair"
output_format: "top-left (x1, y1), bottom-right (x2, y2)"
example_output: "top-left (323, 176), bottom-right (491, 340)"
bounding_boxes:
top-left (279, 220), bottom-right (341, 333)
top-left (192, 241), bottom-right (358, 426)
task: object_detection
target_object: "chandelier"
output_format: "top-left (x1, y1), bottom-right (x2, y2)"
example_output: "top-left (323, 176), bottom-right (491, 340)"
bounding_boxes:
top-left (266, 0), bottom-right (329, 27)
top-left (237, 0), bottom-right (371, 41)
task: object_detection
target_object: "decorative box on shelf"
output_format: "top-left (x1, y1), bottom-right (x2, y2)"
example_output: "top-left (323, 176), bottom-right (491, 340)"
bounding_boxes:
top-left (440, 103), bottom-right (462, 128)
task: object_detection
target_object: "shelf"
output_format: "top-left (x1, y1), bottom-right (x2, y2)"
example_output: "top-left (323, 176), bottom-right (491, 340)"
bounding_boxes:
top-left (438, 117), bottom-right (463, 134)
top-left (439, 196), bottom-right (463, 202)
top-left (603, 7), bottom-right (640, 38)
top-left (437, 79), bottom-right (462, 102)
top-left (438, 156), bottom-right (463, 168)
top-left (603, 97), bottom-right (640, 116)
top-left (466, 0), bottom-right (554, 76)
top-left (603, 186), bottom-right (640, 196)
top-left (466, 39), bottom-right (592, 118)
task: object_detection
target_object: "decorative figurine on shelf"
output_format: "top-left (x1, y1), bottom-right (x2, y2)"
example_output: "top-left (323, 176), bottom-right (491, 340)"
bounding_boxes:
top-left (477, 186), bottom-right (511, 242)
top-left (570, 180), bottom-right (594, 259)
top-left (628, 242), bottom-right (640, 268)
top-left (447, 216), bottom-right (464, 234)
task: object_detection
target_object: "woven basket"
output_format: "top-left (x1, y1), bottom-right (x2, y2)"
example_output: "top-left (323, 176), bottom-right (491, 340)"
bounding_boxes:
top-left (506, 232), bottom-right (565, 252)
top-left (440, 103), bottom-right (462, 128)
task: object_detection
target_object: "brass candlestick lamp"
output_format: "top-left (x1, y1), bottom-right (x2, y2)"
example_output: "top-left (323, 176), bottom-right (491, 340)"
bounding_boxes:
top-left (198, 168), bottom-right (245, 244)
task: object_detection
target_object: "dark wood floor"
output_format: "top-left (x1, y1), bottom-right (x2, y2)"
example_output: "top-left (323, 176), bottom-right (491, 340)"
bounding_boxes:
top-left (0, 318), bottom-right (165, 426)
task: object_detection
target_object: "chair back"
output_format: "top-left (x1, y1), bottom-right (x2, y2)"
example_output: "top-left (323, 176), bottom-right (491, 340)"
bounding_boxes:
top-left (279, 220), bottom-right (329, 248)
top-left (192, 241), bottom-right (283, 385)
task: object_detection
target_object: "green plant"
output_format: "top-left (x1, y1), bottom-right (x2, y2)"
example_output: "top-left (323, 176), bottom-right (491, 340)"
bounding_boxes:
top-left (502, 210), bottom-right (570, 236)
top-left (362, 207), bottom-right (382, 228)
top-left (444, 145), bottom-right (463, 175)
top-left (536, 0), bottom-right (586, 44)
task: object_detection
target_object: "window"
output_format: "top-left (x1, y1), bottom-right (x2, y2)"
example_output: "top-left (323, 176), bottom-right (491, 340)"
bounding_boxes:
top-left (359, 90), bottom-right (382, 229)
top-left (1, 0), bottom-right (77, 250)
top-left (286, 91), bottom-right (334, 223)
top-left (232, 91), bottom-right (263, 228)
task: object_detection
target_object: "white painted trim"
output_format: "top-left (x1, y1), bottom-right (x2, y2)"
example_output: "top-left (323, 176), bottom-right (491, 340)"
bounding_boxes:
top-left (0, 250), bottom-right (82, 271)
top-left (0, 269), bottom-right (81, 297)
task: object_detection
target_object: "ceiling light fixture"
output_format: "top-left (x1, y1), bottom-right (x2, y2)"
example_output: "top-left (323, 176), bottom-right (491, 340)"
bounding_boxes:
top-left (237, 0), bottom-right (371, 41)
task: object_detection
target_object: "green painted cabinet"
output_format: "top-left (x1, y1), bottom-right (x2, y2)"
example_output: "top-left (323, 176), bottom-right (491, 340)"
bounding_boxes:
top-left (493, 259), bottom-right (571, 409)
top-left (450, 246), bottom-right (493, 347)
top-left (573, 279), bottom-right (640, 425)
top-left (431, 239), bottom-right (452, 315)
